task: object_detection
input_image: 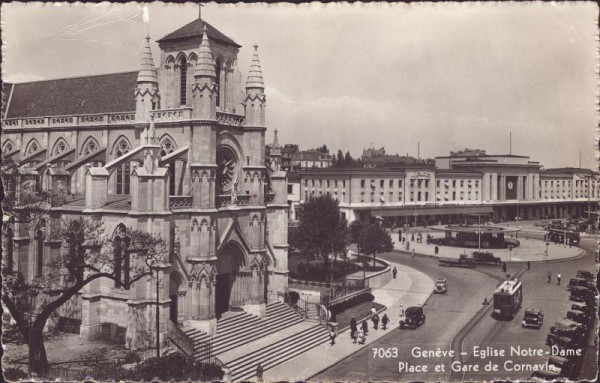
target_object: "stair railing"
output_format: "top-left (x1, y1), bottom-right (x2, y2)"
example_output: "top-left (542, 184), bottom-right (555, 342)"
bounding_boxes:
top-left (167, 320), bottom-right (194, 358)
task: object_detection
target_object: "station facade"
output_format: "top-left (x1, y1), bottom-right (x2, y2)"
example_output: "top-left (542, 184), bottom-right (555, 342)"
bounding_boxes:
top-left (294, 151), bottom-right (599, 225)
top-left (1, 18), bottom-right (289, 348)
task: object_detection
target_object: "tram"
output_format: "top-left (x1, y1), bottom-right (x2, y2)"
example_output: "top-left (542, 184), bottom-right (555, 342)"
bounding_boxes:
top-left (547, 228), bottom-right (580, 246)
top-left (493, 279), bottom-right (523, 319)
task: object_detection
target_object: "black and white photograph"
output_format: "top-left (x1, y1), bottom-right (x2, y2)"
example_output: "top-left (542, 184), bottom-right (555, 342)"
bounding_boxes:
top-left (1, 2), bottom-right (598, 382)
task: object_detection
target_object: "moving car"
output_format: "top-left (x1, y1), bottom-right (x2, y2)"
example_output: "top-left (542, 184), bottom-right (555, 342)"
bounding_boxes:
top-left (399, 306), bottom-right (426, 329)
top-left (521, 308), bottom-right (543, 329)
top-left (434, 278), bottom-right (448, 294)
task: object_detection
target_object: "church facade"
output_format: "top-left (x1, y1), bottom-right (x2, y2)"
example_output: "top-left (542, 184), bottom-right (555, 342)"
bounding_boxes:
top-left (2, 18), bottom-right (289, 349)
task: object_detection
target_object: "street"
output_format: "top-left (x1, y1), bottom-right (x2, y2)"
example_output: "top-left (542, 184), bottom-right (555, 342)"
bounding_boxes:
top-left (314, 237), bottom-right (597, 381)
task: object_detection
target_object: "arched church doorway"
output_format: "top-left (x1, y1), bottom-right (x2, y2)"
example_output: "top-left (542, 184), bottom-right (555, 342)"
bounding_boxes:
top-left (215, 242), bottom-right (246, 318)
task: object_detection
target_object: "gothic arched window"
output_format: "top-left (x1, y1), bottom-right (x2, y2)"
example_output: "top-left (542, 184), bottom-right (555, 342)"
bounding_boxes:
top-left (26, 139), bottom-right (40, 155)
top-left (113, 224), bottom-right (130, 289)
top-left (2, 140), bottom-right (14, 153)
top-left (215, 58), bottom-right (222, 107)
top-left (82, 137), bottom-right (99, 155)
top-left (180, 57), bottom-right (187, 106)
top-left (160, 137), bottom-right (176, 158)
top-left (52, 138), bottom-right (69, 156)
top-left (114, 138), bottom-right (131, 195)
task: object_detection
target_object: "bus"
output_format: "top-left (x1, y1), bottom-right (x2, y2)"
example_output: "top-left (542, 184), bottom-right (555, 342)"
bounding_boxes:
top-left (493, 279), bottom-right (523, 319)
top-left (548, 228), bottom-right (580, 246)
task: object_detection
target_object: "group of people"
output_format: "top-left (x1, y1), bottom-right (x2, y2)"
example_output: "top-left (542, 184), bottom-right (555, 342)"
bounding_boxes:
top-left (349, 310), bottom-right (390, 345)
top-left (547, 270), bottom-right (562, 285)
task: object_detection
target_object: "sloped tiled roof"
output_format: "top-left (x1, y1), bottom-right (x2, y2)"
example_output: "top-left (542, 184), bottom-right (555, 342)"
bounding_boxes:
top-left (5, 71), bottom-right (138, 118)
top-left (157, 18), bottom-right (241, 48)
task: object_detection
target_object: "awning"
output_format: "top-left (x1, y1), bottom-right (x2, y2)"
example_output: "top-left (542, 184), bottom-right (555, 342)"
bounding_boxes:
top-left (370, 205), bottom-right (494, 217)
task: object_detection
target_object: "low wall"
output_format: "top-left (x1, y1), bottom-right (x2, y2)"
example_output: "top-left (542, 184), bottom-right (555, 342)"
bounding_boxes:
top-left (347, 257), bottom-right (392, 289)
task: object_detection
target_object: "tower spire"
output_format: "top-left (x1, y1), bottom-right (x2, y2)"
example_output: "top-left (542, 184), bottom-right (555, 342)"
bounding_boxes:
top-left (195, 25), bottom-right (216, 78)
top-left (246, 44), bottom-right (264, 89)
top-left (137, 35), bottom-right (157, 83)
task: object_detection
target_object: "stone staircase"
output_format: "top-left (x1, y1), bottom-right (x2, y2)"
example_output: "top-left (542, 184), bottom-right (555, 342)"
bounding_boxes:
top-left (184, 301), bottom-right (305, 361)
top-left (227, 323), bottom-right (330, 382)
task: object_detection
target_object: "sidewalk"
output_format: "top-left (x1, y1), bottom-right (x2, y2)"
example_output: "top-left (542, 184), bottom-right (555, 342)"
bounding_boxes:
top-left (392, 233), bottom-right (583, 262)
top-left (262, 261), bottom-right (434, 382)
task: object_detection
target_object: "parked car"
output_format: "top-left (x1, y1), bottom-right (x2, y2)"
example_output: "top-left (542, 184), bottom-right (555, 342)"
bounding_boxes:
top-left (547, 355), bottom-right (576, 378)
top-left (568, 278), bottom-right (595, 290)
top-left (434, 278), bottom-right (448, 294)
top-left (569, 286), bottom-right (595, 303)
top-left (555, 319), bottom-right (586, 332)
top-left (521, 308), bottom-right (544, 329)
top-left (529, 369), bottom-right (561, 382)
top-left (566, 309), bottom-right (591, 326)
top-left (545, 334), bottom-right (579, 351)
top-left (571, 302), bottom-right (592, 315)
top-left (576, 270), bottom-right (595, 280)
top-left (399, 306), bottom-right (426, 329)
top-left (548, 325), bottom-right (585, 345)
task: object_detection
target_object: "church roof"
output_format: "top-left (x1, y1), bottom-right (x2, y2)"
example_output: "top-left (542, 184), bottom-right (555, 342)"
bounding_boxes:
top-left (4, 71), bottom-right (138, 118)
top-left (157, 18), bottom-right (241, 48)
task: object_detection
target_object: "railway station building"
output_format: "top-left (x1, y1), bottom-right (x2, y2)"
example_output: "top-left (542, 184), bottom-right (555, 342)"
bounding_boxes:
top-left (293, 150), bottom-right (599, 225)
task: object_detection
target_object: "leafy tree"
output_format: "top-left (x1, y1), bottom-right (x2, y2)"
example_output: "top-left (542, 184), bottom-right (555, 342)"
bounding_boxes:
top-left (360, 223), bottom-right (394, 267)
top-left (1, 215), bottom-right (168, 375)
top-left (349, 220), bottom-right (364, 244)
top-left (336, 150), bottom-right (344, 168)
top-left (295, 194), bottom-right (347, 279)
top-left (344, 151), bottom-right (353, 167)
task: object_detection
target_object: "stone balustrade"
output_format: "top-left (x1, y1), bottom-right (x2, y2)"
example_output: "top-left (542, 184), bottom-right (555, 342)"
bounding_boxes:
top-left (151, 108), bottom-right (192, 122)
top-left (169, 196), bottom-right (193, 209)
top-left (265, 192), bottom-right (275, 204)
top-left (217, 110), bottom-right (245, 126)
top-left (2, 112), bottom-right (137, 129)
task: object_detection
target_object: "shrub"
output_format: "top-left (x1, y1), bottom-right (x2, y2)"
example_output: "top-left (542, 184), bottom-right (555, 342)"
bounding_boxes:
top-left (3, 367), bottom-right (28, 381)
top-left (123, 351), bottom-right (141, 364)
top-left (296, 262), bottom-right (307, 275)
top-left (115, 352), bottom-right (223, 381)
top-left (287, 291), bottom-right (300, 306)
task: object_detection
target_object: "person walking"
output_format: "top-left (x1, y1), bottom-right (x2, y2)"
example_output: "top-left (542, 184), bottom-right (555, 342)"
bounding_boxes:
top-left (557, 273), bottom-right (562, 285)
top-left (372, 313), bottom-right (380, 330)
top-left (392, 266), bottom-right (398, 279)
top-left (412, 248), bottom-right (415, 259)
top-left (547, 270), bottom-right (552, 283)
top-left (329, 329), bottom-right (336, 345)
top-left (256, 363), bottom-right (264, 382)
top-left (350, 317), bottom-right (357, 340)
top-left (398, 232), bottom-right (402, 242)
top-left (527, 261), bottom-right (531, 271)
top-left (382, 314), bottom-right (389, 330)
top-left (502, 262), bottom-right (507, 273)
top-left (358, 329), bottom-right (366, 344)
top-left (362, 319), bottom-right (369, 336)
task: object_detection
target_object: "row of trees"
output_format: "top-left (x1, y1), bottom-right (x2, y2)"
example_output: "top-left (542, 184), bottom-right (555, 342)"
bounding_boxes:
top-left (2, 158), bottom-right (168, 375)
top-left (289, 194), bottom-right (393, 277)
top-left (332, 149), bottom-right (362, 168)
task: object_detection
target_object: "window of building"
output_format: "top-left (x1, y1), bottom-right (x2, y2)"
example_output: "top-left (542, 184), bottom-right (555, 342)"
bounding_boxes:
top-left (342, 192), bottom-right (346, 202)
top-left (399, 180), bottom-right (403, 187)
top-left (410, 192), bottom-right (414, 202)
top-left (288, 184), bottom-right (293, 194)
top-left (452, 191), bottom-right (456, 200)
top-left (326, 180), bottom-right (330, 188)
top-left (334, 180), bottom-right (338, 188)
top-left (361, 179), bottom-right (366, 188)
top-left (437, 180), bottom-right (441, 188)
top-left (417, 179), bottom-right (422, 188)
top-left (115, 139), bottom-right (131, 195)
top-left (389, 179), bottom-right (394, 188)
top-left (180, 58), bottom-right (187, 105)
top-left (311, 180), bottom-right (315, 187)
top-left (360, 191), bottom-right (365, 203)
top-left (425, 192), bottom-right (428, 201)
top-left (410, 179), bottom-right (415, 188)
top-left (113, 225), bottom-right (131, 289)
top-left (370, 192), bottom-right (375, 202)
top-left (452, 180), bottom-right (456, 188)
top-left (424, 180), bottom-right (429, 188)
top-left (380, 180), bottom-right (384, 188)
top-left (398, 192), bottom-right (403, 201)
top-left (417, 192), bottom-right (422, 201)
top-left (215, 59), bottom-right (222, 107)
top-left (342, 180), bottom-right (346, 188)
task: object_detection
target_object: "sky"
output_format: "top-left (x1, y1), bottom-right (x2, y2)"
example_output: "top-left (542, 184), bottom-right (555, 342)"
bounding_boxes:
top-left (2, 2), bottom-right (598, 169)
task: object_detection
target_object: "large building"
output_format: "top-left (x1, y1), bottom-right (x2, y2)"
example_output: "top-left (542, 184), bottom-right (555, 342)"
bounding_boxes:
top-left (1, 17), bottom-right (289, 348)
top-left (294, 150), bottom-right (599, 224)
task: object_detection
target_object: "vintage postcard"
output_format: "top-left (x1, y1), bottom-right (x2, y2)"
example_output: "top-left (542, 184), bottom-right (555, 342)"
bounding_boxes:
top-left (1, 2), bottom-right (598, 382)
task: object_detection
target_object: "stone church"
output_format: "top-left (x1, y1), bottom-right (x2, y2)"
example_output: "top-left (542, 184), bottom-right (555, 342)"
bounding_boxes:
top-left (1, 17), bottom-right (289, 349)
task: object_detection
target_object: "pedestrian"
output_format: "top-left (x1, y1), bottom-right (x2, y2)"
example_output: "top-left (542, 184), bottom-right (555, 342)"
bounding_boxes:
top-left (412, 248), bottom-right (415, 259)
top-left (350, 317), bottom-right (357, 338)
top-left (371, 307), bottom-right (377, 317)
top-left (402, 237), bottom-right (405, 244)
top-left (362, 319), bottom-right (369, 336)
top-left (358, 329), bottom-right (366, 344)
top-left (557, 273), bottom-right (562, 285)
top-left (502, 262), bottom-right (507, 273)
top-left (527, 261), bottom-right (530, 271)
top-left (381, 314), bottom-right (389, 330)
top-left (372, 313), bottom-right (380, 330)
top-left (256, 363), bottom-right (264, 382)
top-left (329, 329), bottom-right (336, 345)
top-left (547, 270), bottom-right (552, 283)
top-left (393, 266), bottom-right (398, 279)
top-left (398, 232), bottom-right (402, 242)
top-left (412, 233), bottom-right (415, 241)
top-left (525, 234), bottom-right (529, 240)
top-left (434, 246), bottom-right (439, 255)
top-left (351, 329), bottom-right (358, 343)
